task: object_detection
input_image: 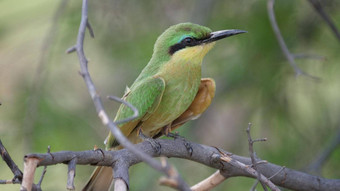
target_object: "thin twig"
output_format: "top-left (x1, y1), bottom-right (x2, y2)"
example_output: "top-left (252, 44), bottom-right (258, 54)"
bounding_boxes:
top-left (66, 158), bottom-right (77, 190)
top-left (158, 157), bottom-right (185, 189)
top-left (267, 0), bottom-right (320, 81)
top-left (246, 123), bottom-right (270, 191)
top-left (86, 20), bottom-right (95, 38)
top-left (251, 166), bottom-right (286, 190)
top-left (20, 157), bottom-right (41, 191)
top-left (66, 46), bottom-right (76, 54)
top-left (253, 138), bottom-right (268, 143)
top-left (269, 166), bottom-right (286, 180)
top-left (250, 180), bottom-right (259, 191)
top-left (36, 146), bottom-right (50, 189)
top-left (36, 166), bottom-right (47, 190)
top-left (218, 150), bottom-right (280, 191)
top-left (0, 179), bottom-right (21, 184)
top-left (191, 170), bottom-right (226, 191)
top-left (107, 96), bottom-right (139, 125)
top-left (293, 53), bottom-right (325, 61)
top-left (0, 139), bottom-right (23, 183)
top-left (308, 0), bottom-right (340, 42)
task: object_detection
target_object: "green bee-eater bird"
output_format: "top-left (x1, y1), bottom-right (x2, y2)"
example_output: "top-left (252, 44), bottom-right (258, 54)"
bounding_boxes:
top-left (83, 22), bottom-right (245, 191)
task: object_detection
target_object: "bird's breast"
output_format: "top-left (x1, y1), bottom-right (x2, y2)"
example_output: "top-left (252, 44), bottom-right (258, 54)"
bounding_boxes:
top-left (142, 59), bottom-right (202, 133)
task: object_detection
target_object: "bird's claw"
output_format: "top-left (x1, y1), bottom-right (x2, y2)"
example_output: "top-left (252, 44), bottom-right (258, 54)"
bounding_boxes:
top-left (145, 138), bottom-right (162, 155)
top-left (165, 131), bottom-right (179, 139)
top-left (139, 128), bottom-right (161, 155)
top-left (165, 132), bottom-right (193, 156)
top-left (184, 141), bottom-right (193, 156)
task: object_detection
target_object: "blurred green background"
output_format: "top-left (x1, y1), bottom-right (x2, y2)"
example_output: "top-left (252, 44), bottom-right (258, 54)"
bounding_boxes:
top-left (1, 0), bottom-right (340, 190)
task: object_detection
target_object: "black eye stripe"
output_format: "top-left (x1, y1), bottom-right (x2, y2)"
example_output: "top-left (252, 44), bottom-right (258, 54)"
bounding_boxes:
top-left (168, 37), bottom-right (201, 55)
top-left (168, 43), bottom-right (186, 55)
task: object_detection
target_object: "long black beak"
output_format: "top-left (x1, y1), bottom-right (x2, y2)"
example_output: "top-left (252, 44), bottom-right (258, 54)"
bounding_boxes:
top-left (202, 29), bottom-right (247, 43)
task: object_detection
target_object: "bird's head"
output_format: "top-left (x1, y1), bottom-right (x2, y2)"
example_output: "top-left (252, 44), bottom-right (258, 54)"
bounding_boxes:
top-left (152, 22), bottom-right (246, 63)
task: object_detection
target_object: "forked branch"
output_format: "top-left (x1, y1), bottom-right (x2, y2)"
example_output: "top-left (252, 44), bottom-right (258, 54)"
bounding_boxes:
top-left (22, 139), bottom-right (340, 191)
top-left (267, 0), bottom-right (320, 80)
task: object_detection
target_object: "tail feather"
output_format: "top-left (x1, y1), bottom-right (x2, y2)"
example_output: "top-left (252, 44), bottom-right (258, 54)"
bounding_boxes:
top-left (82, 166), bottom-right (113, 191)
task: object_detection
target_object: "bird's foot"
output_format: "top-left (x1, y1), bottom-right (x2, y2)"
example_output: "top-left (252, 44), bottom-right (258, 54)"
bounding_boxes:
top-left (138, 129), bottom-right (161, 155)
top-left (165, 132), bottom-right (193, 156)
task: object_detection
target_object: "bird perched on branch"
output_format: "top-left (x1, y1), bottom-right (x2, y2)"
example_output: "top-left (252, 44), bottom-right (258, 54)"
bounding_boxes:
top-left (83, 22), bottom-right (246, 191)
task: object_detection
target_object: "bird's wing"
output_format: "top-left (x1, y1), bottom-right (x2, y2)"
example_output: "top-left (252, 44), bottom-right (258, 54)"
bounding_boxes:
top-left (171, 77), bottom-right (215, 129)
top-left (153, 78), bottom-right (215, 139)
top-left (105, 77), bottom-right (165, 148)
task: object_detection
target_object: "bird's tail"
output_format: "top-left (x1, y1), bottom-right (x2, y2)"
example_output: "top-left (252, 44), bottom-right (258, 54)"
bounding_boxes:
top-left (82, 166), bottom-right (113, 191)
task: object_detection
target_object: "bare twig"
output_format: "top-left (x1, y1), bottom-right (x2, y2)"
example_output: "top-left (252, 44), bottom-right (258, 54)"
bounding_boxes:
top-left (86, 20), bottom-right (95, 38)
top-left (66, 158), bottom-right (77, 190)
top-left (253, 138), bottom-right (268, 143)
top-left (20, 157), bottom-right (40, 191)
top-left (267, 0), bottom-right (319, 81)
top-left (158, 157), bottom-right (184, 189)
top-left (36, 146), bottom-right (50, 190)
top-left (66, 46), bottom-right (76, 54)
top-left (269, 166), bottom-right (286, 180)
top-left (36, 166), bottom-right (47, 190)
top-left (0, 179), bottom-right (21, 184)
top-left (251, 166), bottom-right (286, 190)
top-left (159, 177), bottom-right (179, 189)
top-left (216, 149), bottom-right (279, 191)
top-left (293, 53), bottom-right (325, 61)
top-left (308, 0), bottom-right (340, 42)
top-left (250, 180), bottom-right (259, 191)
top-left (219, 153), bottom-right (279, 191)
top-left (191, 170), bottom-right (226, 191)
top-left (67, 0), bottom-right (191, 190)
top-left (246, 123), bottom-right (271, 191)
top-left (0, 139), bottom-right (23, 183)
top-left (267, 0), bottom-right (302, 75)
top-left (107, 96), bottom-right (139, 125)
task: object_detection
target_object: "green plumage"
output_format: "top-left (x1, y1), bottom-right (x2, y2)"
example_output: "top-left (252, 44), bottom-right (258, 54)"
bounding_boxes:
top-left (105, 23), bottom-right (212, 148)
top-left (84, 22), bottom-right (246, 191)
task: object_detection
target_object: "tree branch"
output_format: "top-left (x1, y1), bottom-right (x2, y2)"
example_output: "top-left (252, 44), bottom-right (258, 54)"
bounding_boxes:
top-left (20, 157), bottom-right (40, 191)
top-left (307, 0), bottom-right (340, 42)
top-left (36, 146), bottom-right (50, 190)
top-left (246, 123), bottom-right (273, 191)
top-left (66, 157), bottom-right (77, 190)
top-left (190, 170), bottom-right (226, 191)
top-left (23, 139), bottom-right (340, 191)
top-left (0, 139), bottom-right (23, 184)
top-left (267, 0), bottom-right (320, 81)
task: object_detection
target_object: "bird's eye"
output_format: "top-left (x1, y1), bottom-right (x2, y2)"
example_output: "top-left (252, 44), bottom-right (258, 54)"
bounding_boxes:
top-left (183, 37), bottom-right (194, 45)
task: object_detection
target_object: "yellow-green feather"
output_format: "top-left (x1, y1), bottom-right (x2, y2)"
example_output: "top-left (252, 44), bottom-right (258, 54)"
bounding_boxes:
top-left (105, 23), bottom-right (214, 149)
